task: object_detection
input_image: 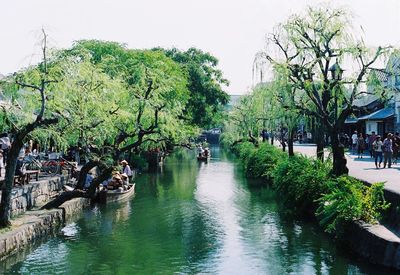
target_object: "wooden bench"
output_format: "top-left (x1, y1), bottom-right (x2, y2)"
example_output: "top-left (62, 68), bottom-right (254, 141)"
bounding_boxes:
top-left (12, 170), bottom-right (40, 186)
top-left (25, 170), bottom-right (40, 183)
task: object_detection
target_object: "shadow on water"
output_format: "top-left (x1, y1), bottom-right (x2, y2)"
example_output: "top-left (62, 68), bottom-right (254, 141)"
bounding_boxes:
top-left (3, 146), bottom-right (398, 274)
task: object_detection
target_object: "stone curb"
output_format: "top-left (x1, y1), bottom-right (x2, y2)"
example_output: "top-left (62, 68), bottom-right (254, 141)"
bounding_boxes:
top-left (0, 198), bottom-right (90, 261)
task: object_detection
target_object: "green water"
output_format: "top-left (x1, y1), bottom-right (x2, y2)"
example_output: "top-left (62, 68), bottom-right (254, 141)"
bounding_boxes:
top-left (2, 147), bottom-right (394, 274)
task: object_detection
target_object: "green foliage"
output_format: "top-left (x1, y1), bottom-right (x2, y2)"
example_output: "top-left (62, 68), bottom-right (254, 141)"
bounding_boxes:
top-left (273, 155), bottom-right (331, 213)
top-left (246, 143), bottom-right (286, 180)
top-left (233, 142), bottom-right (286, 181)
top-left (159, 47), bottom-right (229, 128)
top-left (1, 40), bottom-right (215, 156)
top-left (232, 143), bottom-right (390, 237)
top-left (316, 177), bottom-right (390, 234)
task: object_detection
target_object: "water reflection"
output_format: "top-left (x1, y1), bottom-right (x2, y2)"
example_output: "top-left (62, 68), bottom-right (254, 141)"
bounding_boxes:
top-left (4, 147), bottom-right (397, 274)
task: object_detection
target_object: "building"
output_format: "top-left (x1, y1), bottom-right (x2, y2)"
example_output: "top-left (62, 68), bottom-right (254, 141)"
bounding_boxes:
top-left (345, 52), bottom-right (400, 136)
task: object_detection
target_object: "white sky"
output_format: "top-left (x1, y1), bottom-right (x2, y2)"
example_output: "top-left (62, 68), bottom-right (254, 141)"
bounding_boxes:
top-left (1, 0), bottom-right (399, 94)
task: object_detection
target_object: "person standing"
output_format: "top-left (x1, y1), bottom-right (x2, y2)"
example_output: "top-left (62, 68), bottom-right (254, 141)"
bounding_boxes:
top-left (357, 133), bottom-right (365, 158)
top-left (383, 133), bottom-right (393, 168)
top-left (373, 136), bottom-right (383, 169)
top-left (393, 132), bottom-right (400, 165)
top-left (351, 131), bottom-right (358, 152)
top-left (120, 160), bottom-right (133, 182)
top-left (368, 131), bottom-right (377, 158)
top-left (0, 133), bottom-right (11, 166)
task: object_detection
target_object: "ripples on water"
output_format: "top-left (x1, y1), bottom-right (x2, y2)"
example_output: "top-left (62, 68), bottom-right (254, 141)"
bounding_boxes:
top-left (3, 147), bottom-right (396, 274)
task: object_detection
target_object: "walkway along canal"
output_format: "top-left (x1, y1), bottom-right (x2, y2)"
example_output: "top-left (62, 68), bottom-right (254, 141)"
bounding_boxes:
top-left (1, 147), bottom-right (395, 274)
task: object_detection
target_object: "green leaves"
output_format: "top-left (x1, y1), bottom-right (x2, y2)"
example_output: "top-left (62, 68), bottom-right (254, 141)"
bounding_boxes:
top-left (1, 40), bottom-right (212, 154)
top-left (160, 47), bottom-right (229, 128)
top-left (316, 177), bottom-right (390, 234)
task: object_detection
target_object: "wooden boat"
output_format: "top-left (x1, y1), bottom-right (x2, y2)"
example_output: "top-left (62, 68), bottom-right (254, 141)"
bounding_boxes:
top-left (98, 184), bottom-right (136, 203)
top-left (64, 184), bottom-right (136, 204)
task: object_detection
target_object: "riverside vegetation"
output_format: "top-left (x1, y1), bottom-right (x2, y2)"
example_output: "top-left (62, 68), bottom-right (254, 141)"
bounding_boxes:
top-left (226, 141), bottom-right (390, 237)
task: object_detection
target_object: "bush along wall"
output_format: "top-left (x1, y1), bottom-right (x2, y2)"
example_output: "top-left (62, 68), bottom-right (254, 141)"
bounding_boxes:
top-left (231, 142), bottom-right (390, 237)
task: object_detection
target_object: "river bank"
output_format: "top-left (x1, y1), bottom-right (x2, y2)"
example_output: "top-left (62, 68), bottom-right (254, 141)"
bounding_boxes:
top-left (230, 142), bottom-right (400, 270)
top-left (0, 197), bottom-right (89, 262)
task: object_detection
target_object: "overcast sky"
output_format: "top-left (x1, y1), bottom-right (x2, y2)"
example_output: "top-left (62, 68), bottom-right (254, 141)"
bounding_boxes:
top-left (1, 0), bottom-right (399, 94)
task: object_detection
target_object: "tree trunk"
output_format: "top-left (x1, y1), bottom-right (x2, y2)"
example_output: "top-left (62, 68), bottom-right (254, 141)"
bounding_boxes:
top-left (315, 125), bottom-right (325, 161)
top-left (42, 166), bottom-right (113, 209)
top-left (331, 130), bottom-right (348, 176)
top-left (0, 140), bottom-right (24, 227)
top-left (288, 128), bottom-right (295, 157)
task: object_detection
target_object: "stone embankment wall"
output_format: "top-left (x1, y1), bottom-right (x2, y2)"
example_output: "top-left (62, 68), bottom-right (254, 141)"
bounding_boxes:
top-left (345, 221), bottom-right (400, 270)
top-left (0, 198), bottom-right (90, 263)
top-left (0, 176), bottom-right (66, 218)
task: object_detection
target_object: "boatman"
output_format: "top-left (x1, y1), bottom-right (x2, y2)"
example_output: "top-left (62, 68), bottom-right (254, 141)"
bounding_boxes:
top-left (197, 145), bottom-right (204, 157)
top-left (120, 160), bottom-right (133, 182)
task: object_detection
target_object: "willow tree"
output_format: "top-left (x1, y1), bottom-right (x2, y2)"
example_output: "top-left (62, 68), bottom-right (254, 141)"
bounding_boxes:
top-left (47, 53), bottom-right (126, 160)
top-left (0, 31), bottom-right (61, 226)
top-left (261, 6), bottom-right (390, 175)
top-left (64, 41), bottom-right (197, 159)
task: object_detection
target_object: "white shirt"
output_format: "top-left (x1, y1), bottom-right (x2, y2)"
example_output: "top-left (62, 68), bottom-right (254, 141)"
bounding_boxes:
top-left (351, 134), bottom-right (358, 144)
top-left (123, 165), bottom-right (133, 177)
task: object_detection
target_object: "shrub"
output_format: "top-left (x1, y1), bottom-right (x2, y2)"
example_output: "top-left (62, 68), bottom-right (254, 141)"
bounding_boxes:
top-left (234, 142), bottom-right (287, 181)
top-left (273, 155), bottom-right (331, 213)
top-left (316, 176), bottom-right (390, 234)
top-left (231, 142), bottom-right (390, 236)
top-left (246, 143), bottom-right (287, 180)
top-left (232, 142), bottom-right (256, 170)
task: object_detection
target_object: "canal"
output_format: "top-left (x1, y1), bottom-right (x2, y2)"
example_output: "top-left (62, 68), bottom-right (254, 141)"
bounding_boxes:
top-left (3, 147), bottom-right (394, 274)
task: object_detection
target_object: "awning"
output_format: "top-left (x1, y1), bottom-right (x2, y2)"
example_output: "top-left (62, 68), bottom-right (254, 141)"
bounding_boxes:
top-left (344, 118), bottom-right (359, 124)
top-left (358, 107), bottom-right (395, 120)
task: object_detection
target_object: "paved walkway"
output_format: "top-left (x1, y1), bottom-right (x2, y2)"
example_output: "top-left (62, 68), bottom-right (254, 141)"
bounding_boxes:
top-left (276, 143), bottom-right (400, 196)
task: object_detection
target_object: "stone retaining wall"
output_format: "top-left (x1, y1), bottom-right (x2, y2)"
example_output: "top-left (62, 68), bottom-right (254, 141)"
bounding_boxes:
top-left (345, 221), bottom-right (400, 270)
top-left (0, 198), bottom-right (90, 262)
top-left (0, 176), bottom-right (66, 218)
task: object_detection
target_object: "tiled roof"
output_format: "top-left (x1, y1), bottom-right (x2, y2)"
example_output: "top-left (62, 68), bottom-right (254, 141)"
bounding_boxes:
top-left (358, 107), bottom-right (394, 120)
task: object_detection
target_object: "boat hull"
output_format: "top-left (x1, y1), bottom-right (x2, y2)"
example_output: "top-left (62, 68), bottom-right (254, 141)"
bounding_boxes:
top-left (99, 184), bottom-right (136, 203)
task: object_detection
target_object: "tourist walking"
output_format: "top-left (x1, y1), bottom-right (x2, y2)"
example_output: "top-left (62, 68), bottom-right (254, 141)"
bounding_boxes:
top-left (372, 136), bottom-right (383, 169)
top-left (383, 133), bottom-right (393, 168)
top-left (357, 133), bottom-right (365, 158)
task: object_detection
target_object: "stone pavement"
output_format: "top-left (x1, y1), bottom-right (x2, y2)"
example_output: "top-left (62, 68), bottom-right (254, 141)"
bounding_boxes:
top-left (276, 143), bottom-right (400, 196)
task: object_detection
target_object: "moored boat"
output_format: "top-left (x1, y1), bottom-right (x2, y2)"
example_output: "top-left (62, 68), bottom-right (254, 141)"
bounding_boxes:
top-left (98, 183), bottom-right (136, 203)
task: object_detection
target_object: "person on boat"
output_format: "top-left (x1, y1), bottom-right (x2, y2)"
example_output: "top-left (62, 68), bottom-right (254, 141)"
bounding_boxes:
top-left (107, 174), bottom-right (123, 191)
top-left (120, 160), bottom-right (133, 182)
top-left (197, 145), bottom-right (204, 157)
top-left (204, 147), bottom-right (210, 157)
top-left (84, 171), bottom-right (94, 190)
top-left (121, 173), bottom-right (129, 190)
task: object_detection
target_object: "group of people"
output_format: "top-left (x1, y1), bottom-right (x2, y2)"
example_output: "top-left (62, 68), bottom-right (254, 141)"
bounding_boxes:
top-left (100, 160), bottom-right (133, 192)
top-left (197, 145), bottom-right (210, 158)
top-left (349, 131), bottom-right (400, 169)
